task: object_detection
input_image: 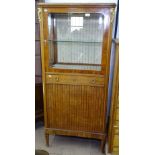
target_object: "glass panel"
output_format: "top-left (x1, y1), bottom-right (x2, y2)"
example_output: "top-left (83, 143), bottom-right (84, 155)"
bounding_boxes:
top-left (48, 13), bottom-right (104, 71)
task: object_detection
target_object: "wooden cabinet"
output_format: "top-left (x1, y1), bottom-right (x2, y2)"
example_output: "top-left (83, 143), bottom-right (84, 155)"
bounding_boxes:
top-left (37, 3), bottom-right (116, 153)
top-left (108, 39), bottom-right (119, 155)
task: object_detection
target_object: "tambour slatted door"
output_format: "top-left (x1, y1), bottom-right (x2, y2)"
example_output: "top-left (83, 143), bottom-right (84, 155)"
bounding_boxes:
top-left (46, 80), bottom-right (104, 132)
top-left (38, 3), bottom-right (116, 153)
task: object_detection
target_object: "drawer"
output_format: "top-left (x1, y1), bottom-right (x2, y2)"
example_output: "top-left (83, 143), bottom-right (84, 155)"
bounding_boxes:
top-left (113, 135), bottom-right (119, 147)
top-left (45, 73), bottom-right (104, 86)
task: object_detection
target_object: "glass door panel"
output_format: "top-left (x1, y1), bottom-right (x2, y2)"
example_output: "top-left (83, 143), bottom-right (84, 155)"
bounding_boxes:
top-left (48, 13), bottom-right (104, 71)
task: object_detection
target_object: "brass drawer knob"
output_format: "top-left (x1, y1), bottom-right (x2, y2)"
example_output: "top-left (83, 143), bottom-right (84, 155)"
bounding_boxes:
top-left (91, 79), bottom-right (96, 84)
top-left (55, 77), bottom-right (59, 82)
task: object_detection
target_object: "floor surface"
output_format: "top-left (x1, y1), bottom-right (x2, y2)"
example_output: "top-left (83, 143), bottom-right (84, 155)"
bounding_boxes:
top-left (35, 124), bottom-right (111, 155)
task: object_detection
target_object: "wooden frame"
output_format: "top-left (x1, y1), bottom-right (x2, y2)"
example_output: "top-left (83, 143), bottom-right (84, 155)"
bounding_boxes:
top-left (40, 4), bottom-right (115, 75)
top-left (38, 3), bottom-right (116, 153)
top-left (108, 39), bottom-right (119, 154)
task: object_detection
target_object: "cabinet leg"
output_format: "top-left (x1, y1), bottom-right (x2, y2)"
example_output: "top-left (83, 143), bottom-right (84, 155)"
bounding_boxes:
top-left (45, 133), bottom-right (49, 146)
top-left (101, 138), bottom-right (106, 154)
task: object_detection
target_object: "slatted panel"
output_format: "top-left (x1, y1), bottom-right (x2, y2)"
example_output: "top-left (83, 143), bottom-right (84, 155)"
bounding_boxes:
top-left (46, 83), bottom-right (105, 133)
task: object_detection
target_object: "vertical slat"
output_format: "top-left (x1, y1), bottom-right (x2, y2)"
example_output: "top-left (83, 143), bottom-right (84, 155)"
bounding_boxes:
top-left (84, 85), bottom-right (86, 131)
top-left (86, 86), bottom-right (89, 131)
top-left (81, 85), bottom-right (84, 130)
top-left (49, 85), bottom-right (51, 127)
top-left (52, 84), bottom-right (54, 127)
top-left (58, 84), bottom-right (61, 128)
top-left (55, 84), bottom-right (58, 127)
top-left (68, 85), bottom-right (70, 129)
top-left (92, 86), bottom-right (95, 131)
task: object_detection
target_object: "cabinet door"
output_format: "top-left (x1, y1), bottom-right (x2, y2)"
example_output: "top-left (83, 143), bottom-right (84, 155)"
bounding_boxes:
top-left (42, 9), bottom-right (111, 74)
top-left (46, 82), bottom-right (105, 133)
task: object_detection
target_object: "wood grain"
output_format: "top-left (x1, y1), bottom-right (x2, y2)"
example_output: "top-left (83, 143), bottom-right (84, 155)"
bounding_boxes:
top-left (46, 83), bottom-right (105, 132)
top-left (108, 39), bottom-right (119, 154)
top-left (38, 3), bottom-right (116, 8)
top-left (45, 73), bottom-right (104, 86)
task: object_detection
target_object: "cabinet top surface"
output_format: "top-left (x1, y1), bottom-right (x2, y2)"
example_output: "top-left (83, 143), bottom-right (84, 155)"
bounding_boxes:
top-left (38, 3), bottom-right (116, 8)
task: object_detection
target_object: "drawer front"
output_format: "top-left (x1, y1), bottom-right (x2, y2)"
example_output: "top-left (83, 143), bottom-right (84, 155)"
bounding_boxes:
top-left (46, 73), bottom-right (104, 86)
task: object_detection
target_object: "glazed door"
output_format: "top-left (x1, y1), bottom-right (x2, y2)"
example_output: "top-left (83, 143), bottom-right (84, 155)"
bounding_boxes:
top-left (42, 8), bottom-right (111, 74)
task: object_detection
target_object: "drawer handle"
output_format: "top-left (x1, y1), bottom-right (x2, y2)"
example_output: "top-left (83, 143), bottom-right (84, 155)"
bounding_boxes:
top-left (55, 77), bottom-right (59, 82)
top-left (91, 79), bottom-right (96, 84)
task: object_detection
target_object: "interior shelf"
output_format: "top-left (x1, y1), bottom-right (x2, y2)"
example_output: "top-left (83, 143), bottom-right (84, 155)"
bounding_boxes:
top-left (48, 40), bottom-right (102, 44)
top-left (51, 63), bottom-right (102, 71)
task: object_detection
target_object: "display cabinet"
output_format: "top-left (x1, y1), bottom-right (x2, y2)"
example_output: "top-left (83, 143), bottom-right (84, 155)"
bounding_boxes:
top-left (38, 3), bottom-right (116, 153)
top-left (108, 39), bottom-right (119, 155)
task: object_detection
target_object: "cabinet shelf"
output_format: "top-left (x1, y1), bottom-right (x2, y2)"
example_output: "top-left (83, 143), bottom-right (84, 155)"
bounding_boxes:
top-left (48, 40), bottom-right (102, 44)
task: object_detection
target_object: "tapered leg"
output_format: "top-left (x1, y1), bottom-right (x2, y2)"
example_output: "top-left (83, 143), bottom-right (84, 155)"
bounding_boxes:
top-left (45, 133), bottom-right (49, 146)
top-left (101, 138), bottom-right (106, 154)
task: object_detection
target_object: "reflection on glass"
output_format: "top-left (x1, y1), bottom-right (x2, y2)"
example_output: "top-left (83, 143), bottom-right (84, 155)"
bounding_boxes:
top-left (48, 13), bottom-right (104, 71)
top-left (71, 17), bottom-right (83, 32)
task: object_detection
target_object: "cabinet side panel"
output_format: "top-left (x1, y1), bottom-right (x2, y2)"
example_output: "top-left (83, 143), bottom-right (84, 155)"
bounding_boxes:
top-left (46, 84), bottom-right (105, 133)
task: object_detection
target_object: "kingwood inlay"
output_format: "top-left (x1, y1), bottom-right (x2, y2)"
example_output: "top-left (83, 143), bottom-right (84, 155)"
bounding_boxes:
top-left (38, 3), bottom-right (116, 153)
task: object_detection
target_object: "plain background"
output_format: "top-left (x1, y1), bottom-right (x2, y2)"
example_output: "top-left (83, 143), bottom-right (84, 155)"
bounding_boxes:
top-left (0, 0), bottom-right (155, 155)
